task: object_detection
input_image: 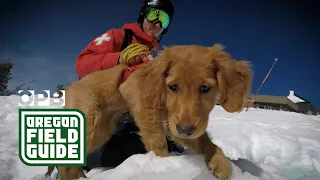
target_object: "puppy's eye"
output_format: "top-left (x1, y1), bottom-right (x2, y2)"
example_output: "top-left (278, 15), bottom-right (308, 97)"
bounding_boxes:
top-left (200, 85), bottom-right (210, 93)
top-left (168, 84), bottom-right (179, 92)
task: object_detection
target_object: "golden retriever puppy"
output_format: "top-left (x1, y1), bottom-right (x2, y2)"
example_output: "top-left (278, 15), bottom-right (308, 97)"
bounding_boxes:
top-left (56, 44), bottom-right (253, 180)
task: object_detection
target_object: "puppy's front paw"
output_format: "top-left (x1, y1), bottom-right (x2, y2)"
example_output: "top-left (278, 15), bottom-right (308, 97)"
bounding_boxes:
top-left (140, 132), bottom-right (169, 157)
top-left (207, 153), bottom-right (232, 180)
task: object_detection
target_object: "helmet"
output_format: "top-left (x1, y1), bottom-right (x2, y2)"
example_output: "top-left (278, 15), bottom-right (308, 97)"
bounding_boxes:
top-left (137, 0), bottom-right (174, 35)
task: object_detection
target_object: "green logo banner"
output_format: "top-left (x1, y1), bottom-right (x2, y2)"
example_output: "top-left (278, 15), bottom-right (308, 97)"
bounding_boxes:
top-left (19, 108), bottom-right (86, 166)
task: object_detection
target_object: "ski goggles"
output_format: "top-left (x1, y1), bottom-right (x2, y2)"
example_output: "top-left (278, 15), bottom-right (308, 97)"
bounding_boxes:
top-left (145, 8), bottom-right (170, 29)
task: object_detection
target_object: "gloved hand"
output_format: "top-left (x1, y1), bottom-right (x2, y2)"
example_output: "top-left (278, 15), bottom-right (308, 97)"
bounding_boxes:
top-left (119, 43), bottom-right (153, 66)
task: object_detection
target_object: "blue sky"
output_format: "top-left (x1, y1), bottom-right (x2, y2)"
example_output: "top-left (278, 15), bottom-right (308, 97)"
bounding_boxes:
top-left (1, 0), bottom-right (319, 110)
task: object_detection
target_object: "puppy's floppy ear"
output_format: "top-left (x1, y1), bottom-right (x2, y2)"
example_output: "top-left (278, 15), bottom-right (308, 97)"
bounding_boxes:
top-left (207, 44), bottom-right (253, 112)
top-left (137, 52), bottom-right (171, 109)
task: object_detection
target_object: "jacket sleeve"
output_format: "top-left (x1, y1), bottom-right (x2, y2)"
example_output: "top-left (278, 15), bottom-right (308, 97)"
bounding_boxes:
top-left (76, 29), bottom-right (124, 78)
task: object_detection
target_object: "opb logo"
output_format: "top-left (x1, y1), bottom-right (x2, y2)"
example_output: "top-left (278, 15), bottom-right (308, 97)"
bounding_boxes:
top-left (18, 90), bottom-right (65, 107)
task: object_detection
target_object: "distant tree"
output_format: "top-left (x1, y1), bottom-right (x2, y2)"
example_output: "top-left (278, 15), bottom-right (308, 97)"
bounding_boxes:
top-left (56, 81), bottom-right (73, 91)
top-left (54, 84), bottom-right (63, 98)
top-left (56, 84), bottom-right (64, 91)
top-left (3, 79), bottom-right (36, 96)
top-left (55, 82), bottom-right (72, 98)
top-left (0, 59), bottom-right (14, 95)
top-left (0, 58), bottom-right (36, 96)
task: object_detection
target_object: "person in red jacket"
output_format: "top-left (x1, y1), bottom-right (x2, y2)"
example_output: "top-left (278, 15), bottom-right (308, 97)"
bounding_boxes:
top-left (78, 0), bottom-right (185, 172)
top-left (76, 0), bottom-right (173, 79)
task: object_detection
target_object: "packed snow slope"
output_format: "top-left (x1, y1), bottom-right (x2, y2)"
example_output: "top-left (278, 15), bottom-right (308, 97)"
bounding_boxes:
top-left (0, 95), bottom-right (319, 180)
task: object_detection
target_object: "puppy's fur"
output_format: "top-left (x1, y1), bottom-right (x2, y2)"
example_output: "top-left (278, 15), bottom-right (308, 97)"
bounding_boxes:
top-left (54, 44), bottom-right (253, 180)
top-left (45, 166), bottom-right (56, 177)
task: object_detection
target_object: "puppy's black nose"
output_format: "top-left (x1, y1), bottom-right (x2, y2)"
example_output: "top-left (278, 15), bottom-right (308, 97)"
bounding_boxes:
top-left (176, 124), bottom-right (196, 136)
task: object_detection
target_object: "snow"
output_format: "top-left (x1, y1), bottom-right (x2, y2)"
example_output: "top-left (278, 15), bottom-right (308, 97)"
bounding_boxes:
top-left (0, 95), bottom-right (320, 180)
top-left (287, 90), bottom-right (306, 103)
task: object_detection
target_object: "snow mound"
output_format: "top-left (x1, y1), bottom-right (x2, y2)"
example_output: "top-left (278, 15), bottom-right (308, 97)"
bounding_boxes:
top-left (29, 151), bottom-right (286, 180)
top-left (79, 152), bottom-right (264, 180)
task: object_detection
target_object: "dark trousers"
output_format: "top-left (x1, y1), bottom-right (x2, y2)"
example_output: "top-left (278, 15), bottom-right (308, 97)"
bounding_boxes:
top-left (83, 113), bottom-right (184, 171)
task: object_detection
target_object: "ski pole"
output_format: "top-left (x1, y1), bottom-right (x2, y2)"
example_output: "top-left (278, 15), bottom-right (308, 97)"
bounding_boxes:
top-left (246, 57), bottom-right (279, 111)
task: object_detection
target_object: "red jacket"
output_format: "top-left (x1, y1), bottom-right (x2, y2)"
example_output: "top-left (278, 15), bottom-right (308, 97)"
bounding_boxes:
top-left (76, 23), bottom-right (159, 78)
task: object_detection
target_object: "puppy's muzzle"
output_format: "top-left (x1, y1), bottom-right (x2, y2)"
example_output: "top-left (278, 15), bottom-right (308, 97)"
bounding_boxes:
top-left (176, 124), bottom-right (196, 136)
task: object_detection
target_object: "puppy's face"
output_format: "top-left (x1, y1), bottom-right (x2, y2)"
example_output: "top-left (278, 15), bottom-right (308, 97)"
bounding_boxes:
top-left (164, 57), bottom-right (219, 139)
top-left (138, 44), bottom-right (252, 140)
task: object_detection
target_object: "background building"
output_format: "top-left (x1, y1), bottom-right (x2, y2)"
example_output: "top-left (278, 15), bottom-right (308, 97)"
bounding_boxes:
top-left (216, 90), bottom-right (319, 115)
